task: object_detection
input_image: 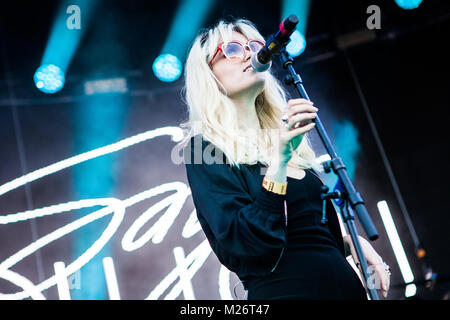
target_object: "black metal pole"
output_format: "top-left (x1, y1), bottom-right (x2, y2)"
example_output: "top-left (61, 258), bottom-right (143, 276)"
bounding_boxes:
top-left (279, 47), bottom-right (380, 300)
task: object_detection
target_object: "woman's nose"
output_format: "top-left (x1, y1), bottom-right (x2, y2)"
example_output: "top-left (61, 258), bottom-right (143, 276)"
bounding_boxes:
top-left (244, 46), bottom-right (252, 60)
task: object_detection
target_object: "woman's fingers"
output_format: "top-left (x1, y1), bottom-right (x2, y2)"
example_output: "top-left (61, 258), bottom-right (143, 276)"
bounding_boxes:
top-left (287, 98), bottom-right (314, 107)
top-left (370, 263), bottom-right (390, 298)
top-left (377, 266), bottom-right (390, 298)
top-left (287, 104), bottom-right (318, 118)
top-left (278, 99), bottom-right (318, 161)
top-left (285, 101), bottom-right (318, 130)
top-left (288, 112), bottom-right (317, 129)
top-left (286, 122), bottom-right (315, 140)
top-left (381, 266), bottom-right (390, 298)
top-left (385, 274), bottom-right (390, 298)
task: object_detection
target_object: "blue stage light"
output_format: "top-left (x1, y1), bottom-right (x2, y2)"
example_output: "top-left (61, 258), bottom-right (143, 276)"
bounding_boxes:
top-left (286, 30), bottom-right (306, 57)
top-left (152, 54), bottom-right (182, 82)
top-left (394, 0), bottom-right (423, 10)
top-left (34, 64), bottom-right (65, 94)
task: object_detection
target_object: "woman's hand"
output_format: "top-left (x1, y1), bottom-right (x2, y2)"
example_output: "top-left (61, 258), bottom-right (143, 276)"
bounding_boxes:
top-left (343, 235), bottom-right (391, 298)
top-left (278, 98), bottom-right (318, 163)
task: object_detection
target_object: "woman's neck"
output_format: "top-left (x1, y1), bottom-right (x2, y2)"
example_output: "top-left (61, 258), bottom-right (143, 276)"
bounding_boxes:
top-left (231, 94), bottom-right (261, 132)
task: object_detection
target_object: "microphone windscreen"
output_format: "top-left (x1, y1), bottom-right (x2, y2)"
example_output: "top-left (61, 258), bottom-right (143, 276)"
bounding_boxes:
top-left (250, 54), bottom-right (271, 72)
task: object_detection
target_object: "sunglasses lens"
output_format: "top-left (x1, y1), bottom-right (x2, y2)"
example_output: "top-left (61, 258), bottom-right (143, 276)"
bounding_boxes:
top-left (223, 42), bottom-right (244, 59)
top-left (248, 40), bottom-right (264, 52)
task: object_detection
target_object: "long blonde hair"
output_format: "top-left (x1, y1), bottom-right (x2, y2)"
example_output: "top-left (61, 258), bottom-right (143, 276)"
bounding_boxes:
top-left (178, 18), bottom-right (322, 172)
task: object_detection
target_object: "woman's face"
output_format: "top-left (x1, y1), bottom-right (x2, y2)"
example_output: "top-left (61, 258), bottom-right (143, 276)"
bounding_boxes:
top-left (210, 31), bottom-right (266, 98)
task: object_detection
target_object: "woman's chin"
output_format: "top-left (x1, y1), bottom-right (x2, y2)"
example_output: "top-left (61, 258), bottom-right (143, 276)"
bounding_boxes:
top-left (228, 78), bottom-right (265, 98)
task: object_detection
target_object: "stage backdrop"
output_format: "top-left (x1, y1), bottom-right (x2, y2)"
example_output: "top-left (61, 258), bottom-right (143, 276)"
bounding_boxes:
top-left (1, 19), bottom-right (449, 299)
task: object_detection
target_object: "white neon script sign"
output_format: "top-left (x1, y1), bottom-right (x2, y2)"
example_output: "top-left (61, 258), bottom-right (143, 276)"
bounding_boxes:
top-left (0, 127), bottom-right (233, 300)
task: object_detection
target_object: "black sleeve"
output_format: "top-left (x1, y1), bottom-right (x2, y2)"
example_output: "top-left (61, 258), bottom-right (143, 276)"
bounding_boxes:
top-left (184, 137), bottom-right (287, 259)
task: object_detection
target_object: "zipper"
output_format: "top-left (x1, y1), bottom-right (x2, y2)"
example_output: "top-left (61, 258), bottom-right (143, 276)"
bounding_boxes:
top-left (271, 247), bottom-right (285, 272)
top-left (271, 199), bottom-right (287, 273)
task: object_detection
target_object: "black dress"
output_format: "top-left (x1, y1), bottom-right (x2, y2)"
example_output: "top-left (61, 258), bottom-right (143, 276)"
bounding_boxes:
top-left (184, 135), bottom-right (367, 300)
top-left (246, 169), bottom-right (367, 300)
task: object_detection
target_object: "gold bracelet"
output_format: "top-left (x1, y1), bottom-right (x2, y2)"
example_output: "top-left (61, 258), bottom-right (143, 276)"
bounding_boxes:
top-left (262, 177), bottom-right (287, 195)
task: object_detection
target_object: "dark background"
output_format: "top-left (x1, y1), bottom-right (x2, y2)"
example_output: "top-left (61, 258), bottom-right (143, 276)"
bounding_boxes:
top-left (0, 0), bottom-right (449, 300)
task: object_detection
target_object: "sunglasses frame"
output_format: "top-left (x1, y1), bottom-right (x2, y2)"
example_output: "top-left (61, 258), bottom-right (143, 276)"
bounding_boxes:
top-left (208, 39), bottom-right (265, 67)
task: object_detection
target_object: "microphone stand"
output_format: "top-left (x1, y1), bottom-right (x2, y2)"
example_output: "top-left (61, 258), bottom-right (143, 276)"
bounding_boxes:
top-left (279, 47), bottom-right (380, 300)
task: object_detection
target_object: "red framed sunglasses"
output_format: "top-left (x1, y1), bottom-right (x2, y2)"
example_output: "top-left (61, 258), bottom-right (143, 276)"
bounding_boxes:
top-left (208, 39), bottom-right (265, 66)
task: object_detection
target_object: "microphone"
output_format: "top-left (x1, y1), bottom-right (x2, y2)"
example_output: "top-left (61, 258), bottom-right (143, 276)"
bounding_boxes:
top-left (251, 14), bottom-right (299, 72)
